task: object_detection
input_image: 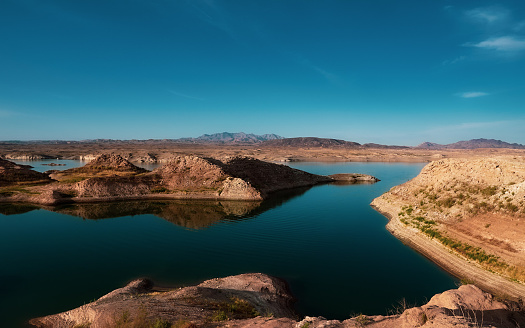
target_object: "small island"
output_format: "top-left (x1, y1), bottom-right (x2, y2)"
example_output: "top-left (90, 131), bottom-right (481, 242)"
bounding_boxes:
top-left (41, 163), bottom-right (66, 166)
top-left (0, 154), bottom-right (378, 206)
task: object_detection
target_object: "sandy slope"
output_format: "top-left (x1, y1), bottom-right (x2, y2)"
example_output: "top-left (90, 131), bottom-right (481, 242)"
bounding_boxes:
top-left (371, 156), bottom-right (525, 300)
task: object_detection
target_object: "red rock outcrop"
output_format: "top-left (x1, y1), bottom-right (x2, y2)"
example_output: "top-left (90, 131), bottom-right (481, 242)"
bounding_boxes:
top-left (29, 276), bottom-right (525, 328)
top-left (29, 273), bottom-right (297, 328)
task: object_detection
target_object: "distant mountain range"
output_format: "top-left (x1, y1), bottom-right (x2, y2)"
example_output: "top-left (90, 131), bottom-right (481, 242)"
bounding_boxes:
top-left (179, 132), bottom-right (283, 144)
top-left (1, 135), bottom-right (523, 149)
top-left (260, 137), bottom-right (408, 149)
top-left (0, 133), bottom-right (283, 145)
top-left (262, 137), bottom-right (359, 148)
top-left (416, 138), bottom-right (525, 150)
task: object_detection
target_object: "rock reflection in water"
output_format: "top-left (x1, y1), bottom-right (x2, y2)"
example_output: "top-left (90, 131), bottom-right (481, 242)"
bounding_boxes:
top-left (52, 200), bottom-right (260, 229)
top-left (0, 186), bottom-right (311, 229)
top-left (0, 203), bottom-right (39, 216)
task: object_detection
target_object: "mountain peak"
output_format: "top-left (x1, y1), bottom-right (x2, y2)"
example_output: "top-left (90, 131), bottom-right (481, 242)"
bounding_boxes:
top-left (416, 139), bottom-right (525, 150)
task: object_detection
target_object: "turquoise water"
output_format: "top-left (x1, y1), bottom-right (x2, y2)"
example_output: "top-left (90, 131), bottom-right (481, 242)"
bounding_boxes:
top-left (0, 161), bottom-right (457, 327)
top-left (11, 159), bottom-right (158, 172)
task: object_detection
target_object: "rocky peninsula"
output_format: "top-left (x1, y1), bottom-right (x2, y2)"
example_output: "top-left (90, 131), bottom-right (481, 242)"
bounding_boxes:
top-left (371, 156), bottom-right (525, 300)
top-left (0, 154), bottom-right (377, 205)
top-left (30, 273), bottom-right (525, 328)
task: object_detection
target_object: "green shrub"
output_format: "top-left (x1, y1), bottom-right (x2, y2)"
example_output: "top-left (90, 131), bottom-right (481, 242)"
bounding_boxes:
top-left (150, 186), bottom-right (170, 194)
top-left (480, 186), bottom-right (498, 196)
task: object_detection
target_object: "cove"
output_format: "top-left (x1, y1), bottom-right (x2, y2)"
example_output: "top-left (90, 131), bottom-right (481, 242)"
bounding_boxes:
top-left (1, 161), bottom-right (457, 327)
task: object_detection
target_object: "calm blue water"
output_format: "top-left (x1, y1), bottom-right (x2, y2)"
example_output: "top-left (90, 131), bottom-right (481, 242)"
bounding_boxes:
top-left (0, 161), bottom-right (457, 327)
top-left (11, 159), bottom-right (159, 172)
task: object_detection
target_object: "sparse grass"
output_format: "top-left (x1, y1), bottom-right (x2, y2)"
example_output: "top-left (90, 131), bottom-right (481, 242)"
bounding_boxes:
top-left (150, 186), bottom-right (170, 194)
top-left (354, 314), bottom-right (370, 327)
top-left (0, 186), bottom-right (41, 195)
top-left (59, 176), bottom-right (88, 184)
top-left (459, 278), bottom-right (475, 286)
top-left (0, 190), bottom-right (15, 197)
top-left (505, 203), bottom-right (519, 212)
top-left (211, 310), bottom-right (229, 322)
top-left (114, 309), bottom-right (173, 328)
top-left (388, 297), bottom-right (416, 315)
top-left (73, 323), bottom-right (92, 328)
top-left (480, 186), bottom-right (498, 196)
top-left (438, 197), bottom-right (456, 208)
top-left (172, 320), bottom-right (196, 328)
top-left (208, 296), bottom-right (260, 322)
top-left (398, 208), bottom-right (509, 274)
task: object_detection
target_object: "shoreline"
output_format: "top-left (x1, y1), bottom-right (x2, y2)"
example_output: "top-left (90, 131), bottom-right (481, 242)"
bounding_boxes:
top-left (3, 144), bottom-right (525, 165)
top-left (370, 199), bottom-right (525, 301)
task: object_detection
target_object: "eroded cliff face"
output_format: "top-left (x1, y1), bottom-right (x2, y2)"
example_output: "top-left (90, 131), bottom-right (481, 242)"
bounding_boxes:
top-left (29, 274), bottom-right (525, 328)
top-left (371, 156), bottom-right (525, 299)
top-left (150, 156), bottom-right (262, 200)
top-left (215, 156), bottom-right (333, 196)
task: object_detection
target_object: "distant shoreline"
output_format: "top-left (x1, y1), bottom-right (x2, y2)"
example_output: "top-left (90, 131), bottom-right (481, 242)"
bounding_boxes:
top-left (2, 141), bottom-right (525, 165)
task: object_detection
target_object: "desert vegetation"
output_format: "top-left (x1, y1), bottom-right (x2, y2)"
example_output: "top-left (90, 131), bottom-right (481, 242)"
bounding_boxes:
top-left (373, 156), bottom-right (525, 290)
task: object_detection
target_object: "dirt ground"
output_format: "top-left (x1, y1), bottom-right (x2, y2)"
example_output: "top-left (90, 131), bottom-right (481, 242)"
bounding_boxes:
top-left (446, 213), bottom-right (525, 270)
top-left (2, 141), bottom-right (525, 162)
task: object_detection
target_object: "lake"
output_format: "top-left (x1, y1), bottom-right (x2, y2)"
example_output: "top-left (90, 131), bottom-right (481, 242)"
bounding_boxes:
top-left (1, 160), bottom-right (457, 327)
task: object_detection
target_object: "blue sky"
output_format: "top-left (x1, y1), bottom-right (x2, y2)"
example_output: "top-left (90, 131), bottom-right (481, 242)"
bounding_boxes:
top-left (1, 0), bottom-right (524, 145)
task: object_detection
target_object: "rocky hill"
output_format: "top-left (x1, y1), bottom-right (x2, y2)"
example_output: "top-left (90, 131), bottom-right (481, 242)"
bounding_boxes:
top-left (1, 155), bottom-right (366, 205)
top-left (416, 138), bottom-right (525, 150)
top-left (0, 158), bottom-right (53, 187)
top-left (361, 143), bottom-right (409, 149)
top-left (371, 156), bottom-right (525, 299)
top-left (179, 132), bottom-right (283, 144)
top-left (30, 273), bottom-right (525, 328)
top-left (261, 137), bottom-right (361, 148)
top-left (74, 154), bottom-right (148, 173)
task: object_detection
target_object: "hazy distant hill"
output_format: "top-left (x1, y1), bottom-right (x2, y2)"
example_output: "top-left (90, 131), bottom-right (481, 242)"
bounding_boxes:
top-left (362, 143), bottom-right (410, 149)
top-left (416, 138), bottom-right (525, 150)
top-left (261, 137), bottom-right (361, 148)
top-left (179, 132), bottom-right (283, 144)
top-left (0, 133), bottom-right (283, 145)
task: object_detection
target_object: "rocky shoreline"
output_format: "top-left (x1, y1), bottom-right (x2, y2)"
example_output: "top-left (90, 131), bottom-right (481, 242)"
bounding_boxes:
top-left (371, 156), bottom-right (525, 301)
top-left (370, 200), bottom-right (525, 301)
top-left (29, 273), bottom-right (525, 328)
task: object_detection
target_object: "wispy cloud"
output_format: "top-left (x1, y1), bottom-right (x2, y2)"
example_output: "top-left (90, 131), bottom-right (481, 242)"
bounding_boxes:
top-left (183, 0), bottom-right (235, 39)
top-left (296, 57), bottom-right (339, 84)
top-left (456, 92), bottom-right (489, 98)
top-left (168, 90), bottom-right (204, 101)
top-left (442, 56), bottom-right (466, 65)
top-left (459, 6), bottom-right (525, 57)
top-left (467, 36), bottom-right (525, 52)
top-left (309, 64), bottom-right (338, 83)
top-left (466, 7), bottom-right (510, 24)
top-left (514, 21), bottom-right (525, 31)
